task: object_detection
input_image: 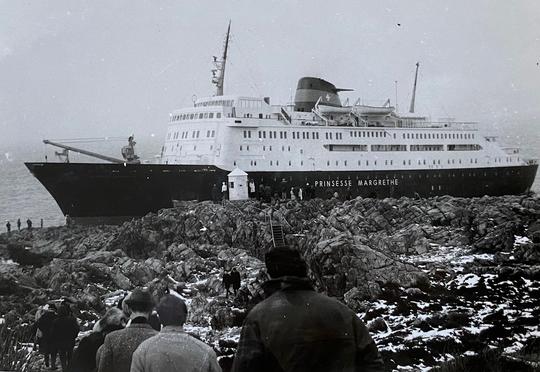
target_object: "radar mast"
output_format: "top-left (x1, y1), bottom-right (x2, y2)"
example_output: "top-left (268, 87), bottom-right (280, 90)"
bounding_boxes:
top-left (212, 21), bottom-right (231, 96)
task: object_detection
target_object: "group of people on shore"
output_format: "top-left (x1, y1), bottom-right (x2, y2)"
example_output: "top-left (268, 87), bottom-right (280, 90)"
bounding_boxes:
top-left (5, 218), bottom-right (43, 233)
top-left (33, 301), bottom-right (80, 371)
top-left (33, 246), bottom-right (384, 372)
top-left (211, 179), bottom-right (317, 204)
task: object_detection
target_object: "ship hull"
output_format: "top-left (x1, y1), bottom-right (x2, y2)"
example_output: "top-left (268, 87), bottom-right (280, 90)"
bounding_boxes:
top-left (25, 162), bottom-right (538, 224)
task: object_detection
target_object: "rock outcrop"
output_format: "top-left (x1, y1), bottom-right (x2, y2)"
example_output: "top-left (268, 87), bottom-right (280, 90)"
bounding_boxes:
top-left (0, 194), bottom-right (539, 371)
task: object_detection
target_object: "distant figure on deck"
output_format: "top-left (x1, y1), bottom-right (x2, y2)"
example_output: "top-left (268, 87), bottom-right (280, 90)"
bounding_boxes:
top-left (232, 247), bottom-right (384, 372)
top-left (6, 221), bottom-right (10, 233)
top-left (230, 268), bottom-right (241, 296)
top-left (248, 179), bottom-right (256, 198)
top-left (17, 218), bottom-right (21, 231)
top-left (221, 181), bottom-right (228, 201)
top-left (26, 218), bottom-right (32, 229)
top-left (96, 288), bottom-right (158, 372)
top-left (280, 178), bottom-right (288, 200)
top-left (211, 183), bottom-right (220, 203)
top-left (51, 302), bottom-right (79, 371)
top-left (223, 270), bottom-right (232, 298)
top-left (41, 218), bottom-right (44, 228)
top-left (131, 295), bottom-right (221, 372)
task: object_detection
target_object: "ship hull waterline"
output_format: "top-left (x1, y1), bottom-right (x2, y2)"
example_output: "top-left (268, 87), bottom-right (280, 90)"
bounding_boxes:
top-left (25, 162), bottom-right (538, 225)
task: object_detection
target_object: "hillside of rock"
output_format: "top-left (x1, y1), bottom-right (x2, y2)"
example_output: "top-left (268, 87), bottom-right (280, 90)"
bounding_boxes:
top-left (1, 194), bottom-right (539, 371)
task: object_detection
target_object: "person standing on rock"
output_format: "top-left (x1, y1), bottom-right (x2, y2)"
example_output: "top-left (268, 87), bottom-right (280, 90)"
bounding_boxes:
top-left (17, 218), bottom-right (21, 231)
top-left (230, 268), bottom-right (241, 296)
top-left (232, 246), bottom-right (384, 372)
top-left (131, 295), bottom-right (221, 372)
top-left (5, 221), bottom-right (10, 234)
top-left (51, 302), bottom-right (79, 371)
top-left (27, 218), bottom-right (32, 229)
top-left (97, 288), bottom-right (158, 372)
top-left (211, 183), bottom-right (220, 203)
top-left (223, 270), bottom-right (232, 298)
top-left (37, 304), bottom-right (58, 370)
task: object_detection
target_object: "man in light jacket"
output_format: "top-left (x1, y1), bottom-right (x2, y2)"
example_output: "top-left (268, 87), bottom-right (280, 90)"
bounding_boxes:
top-left (131, 295), bottom-right (221, 372)
top-left (97, 288), bottom-right (158, 372)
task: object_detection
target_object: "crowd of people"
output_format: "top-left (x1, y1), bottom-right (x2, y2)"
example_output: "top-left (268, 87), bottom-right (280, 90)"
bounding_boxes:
top-left (211, 179), bottom-right (317, 204)
top-left (32, 246), bottom-right (384, 372)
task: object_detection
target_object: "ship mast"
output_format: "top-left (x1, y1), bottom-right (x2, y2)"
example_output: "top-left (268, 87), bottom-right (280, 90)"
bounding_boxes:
top-left (409, 62), bottom-right (420, 113)
top-left (212, 21), bottom-right (231, 96)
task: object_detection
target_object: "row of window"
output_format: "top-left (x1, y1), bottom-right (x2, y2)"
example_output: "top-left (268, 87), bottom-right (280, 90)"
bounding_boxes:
top-left (230, 158), bottom-right (498, 168)
top-left (170, 112), bottom-right (223, 122)
top-left (402, 132), bottom-right (474, 140)
top-left (168, 129), bottom-right (216, 140)
top-left (195, 99), bottom-right (234, 107)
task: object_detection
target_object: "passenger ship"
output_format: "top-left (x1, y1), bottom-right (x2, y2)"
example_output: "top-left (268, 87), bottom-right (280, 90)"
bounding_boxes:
top-left (26, 24), bottom-right (538, 223)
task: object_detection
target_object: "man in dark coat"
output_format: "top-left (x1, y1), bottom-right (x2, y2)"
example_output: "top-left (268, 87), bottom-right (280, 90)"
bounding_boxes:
top-left (96, 288), bottom-right (158, 372)
top-left (51, 303), bottom-right (79, 371)
top-left (36, 304), bottom-right (58, 369)
top-left (68, 307), bottom-right (127, 372)
top-left (223, 270), bottom-right (232, 298)
top-left (232, 247), bottom-right (384, 372)
top-left (230, 268), bottom-right (241, 296)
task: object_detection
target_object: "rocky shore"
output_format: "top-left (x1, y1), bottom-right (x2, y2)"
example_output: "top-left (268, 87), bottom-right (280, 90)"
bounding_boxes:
top-left (1, 194), bottom-right (540, 371)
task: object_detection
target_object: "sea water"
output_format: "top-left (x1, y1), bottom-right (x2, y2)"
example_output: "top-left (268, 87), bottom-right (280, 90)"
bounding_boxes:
top-left (0, 128), bottom-right (539, 228)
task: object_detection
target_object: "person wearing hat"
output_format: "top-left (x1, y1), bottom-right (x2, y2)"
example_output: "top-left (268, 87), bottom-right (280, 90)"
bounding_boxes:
top-left (131, 295), bottom-right (221, 372)
top-left (96, 288), bottom-right (158, 372)
top-left (232, 247), bottom-right (384, 372)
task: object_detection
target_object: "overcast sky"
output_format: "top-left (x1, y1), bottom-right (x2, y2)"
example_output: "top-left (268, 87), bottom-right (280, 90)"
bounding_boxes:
top-left (1, 0), bottom-right (539, 148)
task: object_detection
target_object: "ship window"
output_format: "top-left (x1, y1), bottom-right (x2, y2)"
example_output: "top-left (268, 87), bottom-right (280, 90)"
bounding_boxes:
top-left (289, 161), bottom-right (291, 166)
top-left (207, 130), bottom-right (210, 137)
top-left (269, 131), bottom-right (273, 139)
top-left (336, 161), bottom-right (339, 166)
top-left (327, 161), bottom-right (330, 166)
top-left (300, 149), bottom-right (303, 154)
top-left (282, 146), bottom-right (285, 151)
top-left (193, 145), bottom-right (197, 150)
top-left (288, 146), bottom-right (291, 151)
top-left (293, 132), bottom-right (296, 139)
top-left (217, 113), bottom-right (222, 118)
top-left (344, 160), bottom-right (347, 166)
top-left (209, 113), bottom-right (214, 119)
top-left (204, 113), bottom-right (209, 119)
top-left (284, 132), bottom-right (287, 139)
top-left (263, 146), bottom-right (265, 151)
top-left (301, 161), bottom-right (303, 166)
top-left (329, 133), bottom-right (333, 139)
top-left (269, 146), bottom-right (272, 151)
top-left (273, 131), bottom-right (277, 138)
top-left (243, 131), bottom-right (247, 138)
top-left (240, 145), bottom-right (243, 151)
top-left (280, 132), bottom-right (283, 139)
top-left (247, 145), bottom-right (250, 151)
top-left (393, 133), bottom-right (396, 139)
top-left (366, 160), bottom-right (369, 166)
top-left (276, 160), bottom-right (279, 166)
top-left (197, 130), bottom-right (200, 138)
top-left (211, 130), bottom-right (215, 137)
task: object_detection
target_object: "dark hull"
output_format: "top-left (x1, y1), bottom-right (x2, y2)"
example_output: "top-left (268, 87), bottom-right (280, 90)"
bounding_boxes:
top-left (25, 162), bottom-right (538, 224)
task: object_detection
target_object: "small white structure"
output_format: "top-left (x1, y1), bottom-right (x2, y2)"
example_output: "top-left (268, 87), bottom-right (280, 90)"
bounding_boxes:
top-left (227, 168), bottom-right (249, 201)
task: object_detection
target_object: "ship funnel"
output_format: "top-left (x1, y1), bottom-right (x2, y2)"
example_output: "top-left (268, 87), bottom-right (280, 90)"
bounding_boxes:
top-left (294, 77), bottom-right (351, 112)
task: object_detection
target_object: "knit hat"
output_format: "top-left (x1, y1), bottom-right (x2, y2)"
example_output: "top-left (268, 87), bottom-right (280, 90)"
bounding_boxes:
top-left (264, 247), bottom-right (308, 278)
